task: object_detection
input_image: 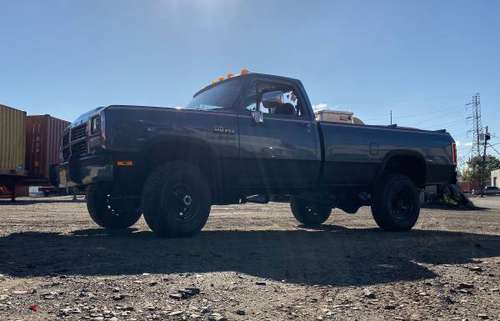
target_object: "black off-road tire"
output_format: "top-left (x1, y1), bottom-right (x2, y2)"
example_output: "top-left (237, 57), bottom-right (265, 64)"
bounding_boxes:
top-left (290, 198), bottom-right (332, 227)
top-left (86, 184), bottom-right (142, 229)
top-left (371, 174), bottom-right (420, 231)
top-left (141, 162), bottom-right (211, 238)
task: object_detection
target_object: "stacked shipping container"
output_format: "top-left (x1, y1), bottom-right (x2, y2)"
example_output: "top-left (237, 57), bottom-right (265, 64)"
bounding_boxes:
top-left (0, 104), bottom-right (26, 175)
top-left (1, 106), bottom-right (70, 200)
top-left (25, 115), bottom-right (70, 180)
top-left (0, 104), bottom-right (27, 200)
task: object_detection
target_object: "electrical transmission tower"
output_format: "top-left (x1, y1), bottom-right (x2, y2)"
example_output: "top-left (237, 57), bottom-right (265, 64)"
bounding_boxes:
top-left (466, 93), bottom-right (483, 158)
top-left (466, 93), bottom-right (492, 196)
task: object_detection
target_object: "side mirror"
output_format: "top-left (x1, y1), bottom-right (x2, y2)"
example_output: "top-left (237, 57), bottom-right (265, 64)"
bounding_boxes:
top-left (261, 91), bottom-right (283, 109)
top-left (251, 110), bottom-right (264, 124)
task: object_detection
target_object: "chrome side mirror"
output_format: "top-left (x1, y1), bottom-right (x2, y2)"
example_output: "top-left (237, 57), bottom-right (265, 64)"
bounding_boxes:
top-left (251, 110), bottom-right (264, 124)
top-left (262, 91), bottom-right (283, 108)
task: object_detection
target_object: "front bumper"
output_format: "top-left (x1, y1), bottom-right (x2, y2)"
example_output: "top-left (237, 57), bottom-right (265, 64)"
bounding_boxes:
top-left (58, 155), bottom-right (113, 188)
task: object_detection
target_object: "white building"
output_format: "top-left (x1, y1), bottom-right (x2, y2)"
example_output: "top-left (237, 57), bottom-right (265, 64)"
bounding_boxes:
top-left (492, 169), bottom-right (500, 187)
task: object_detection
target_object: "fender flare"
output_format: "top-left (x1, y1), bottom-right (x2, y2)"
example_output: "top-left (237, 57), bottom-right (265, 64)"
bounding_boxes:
top-left (142, 135), bottom-right (223, 195)
top-left (375, 150), bottom-right (427, 185)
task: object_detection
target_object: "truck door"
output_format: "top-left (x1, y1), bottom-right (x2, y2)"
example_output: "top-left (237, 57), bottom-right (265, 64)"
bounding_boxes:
top-left (237, 77), bottom-right (321, 190)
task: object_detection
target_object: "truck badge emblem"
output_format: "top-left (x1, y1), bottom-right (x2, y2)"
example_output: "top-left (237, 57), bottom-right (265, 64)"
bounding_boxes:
top-left (213, 126), bottom-right (235, 135)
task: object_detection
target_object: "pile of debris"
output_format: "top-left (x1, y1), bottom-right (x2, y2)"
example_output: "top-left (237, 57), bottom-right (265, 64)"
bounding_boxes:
top-left (423, 184), bottom-right (476, 209)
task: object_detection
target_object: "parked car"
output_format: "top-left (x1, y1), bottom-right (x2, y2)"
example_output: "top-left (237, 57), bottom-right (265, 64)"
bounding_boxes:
top-left (58, 72), bottom-right (457, 237)
top-left (484, 186), bottom-right (500, 195)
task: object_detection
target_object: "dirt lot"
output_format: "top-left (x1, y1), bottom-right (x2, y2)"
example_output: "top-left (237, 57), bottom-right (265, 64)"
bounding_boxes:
top-left (0, 196), bottom-right (498, 321)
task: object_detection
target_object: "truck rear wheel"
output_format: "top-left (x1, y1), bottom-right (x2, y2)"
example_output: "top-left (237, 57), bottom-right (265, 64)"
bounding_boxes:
top-left (86, 184), bottom-right (142, 229)
top-left (141, 162), bottom-right (211, 238)
top-left (371, 174), bottom-right (420, 231)
top-left (290, 198), bottom-right (332, 227)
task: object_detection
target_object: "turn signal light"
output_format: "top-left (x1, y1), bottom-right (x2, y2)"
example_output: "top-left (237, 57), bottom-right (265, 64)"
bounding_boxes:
top-left (116, 160), bottom-right (134, 167)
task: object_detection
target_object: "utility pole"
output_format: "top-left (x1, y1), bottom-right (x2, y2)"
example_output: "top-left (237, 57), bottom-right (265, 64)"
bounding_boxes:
top-left (480, 126), bottom-right (491, 197)
top-left (390, 110), bottom-right (393, 125)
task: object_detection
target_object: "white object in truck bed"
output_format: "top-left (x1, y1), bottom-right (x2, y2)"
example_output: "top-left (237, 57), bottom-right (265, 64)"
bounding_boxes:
top-left (315, 110), bottom-right (364, 125)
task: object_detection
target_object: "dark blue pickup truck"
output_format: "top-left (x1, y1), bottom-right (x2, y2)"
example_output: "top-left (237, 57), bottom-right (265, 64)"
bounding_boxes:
top-left (59, 72), bottom-right (457, 237)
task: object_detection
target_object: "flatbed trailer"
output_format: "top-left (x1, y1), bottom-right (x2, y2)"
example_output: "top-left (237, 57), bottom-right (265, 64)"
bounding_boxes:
top-left (0, 174), bottom-right (27, 201)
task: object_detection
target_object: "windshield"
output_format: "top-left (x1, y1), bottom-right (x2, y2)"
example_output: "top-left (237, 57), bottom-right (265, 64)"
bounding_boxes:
top-left (72, 106), bottom-right (104, 125)
top-left (187, 78), bottom-right (243, 111)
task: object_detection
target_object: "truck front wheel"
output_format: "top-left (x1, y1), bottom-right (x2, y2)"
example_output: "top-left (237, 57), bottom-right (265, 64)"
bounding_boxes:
top-left (371, 174), bottom-right (420, 231)
top-left (86, 184), bottom-right (142, 229)
top-left (290, 198), bottom-right (332, 227)
top-left (141, 162), bottom-right (211, 238)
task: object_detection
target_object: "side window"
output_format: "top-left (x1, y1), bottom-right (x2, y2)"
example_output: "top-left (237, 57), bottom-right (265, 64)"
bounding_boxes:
top-left (260, 90), bottom-right (303, 117)
top-left (242, 81), bottom-right (258, 113)
top-left (242, 80), bottom-right (305, 118)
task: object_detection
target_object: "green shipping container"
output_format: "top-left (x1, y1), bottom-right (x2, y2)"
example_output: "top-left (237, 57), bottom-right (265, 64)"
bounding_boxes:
top-left (0, 104), bottom-right (26, 175)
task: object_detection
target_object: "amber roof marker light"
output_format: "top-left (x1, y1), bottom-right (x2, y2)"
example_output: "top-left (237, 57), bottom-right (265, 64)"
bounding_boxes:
top-left (198, 69), bottom-right (251, 93)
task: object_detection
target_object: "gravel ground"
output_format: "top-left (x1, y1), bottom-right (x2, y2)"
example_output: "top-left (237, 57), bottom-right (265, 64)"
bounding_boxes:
top-left (0, 196), bottom-right (498, 321)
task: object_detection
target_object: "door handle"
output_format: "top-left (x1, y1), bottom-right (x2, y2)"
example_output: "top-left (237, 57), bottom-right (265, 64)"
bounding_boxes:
top-left (369, 143), bottom-right (379, 156)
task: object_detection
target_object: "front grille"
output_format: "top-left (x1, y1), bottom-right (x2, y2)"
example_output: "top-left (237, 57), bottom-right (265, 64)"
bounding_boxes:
top-left (61, 123), bottom-right (90, 161)
top-left (62, 147), bottom-right (70, 161)
top-left (71, 140), bottom-right (88, 157)
top-left (71, 124), bottom-right (87, 141)
top-left (62, 131), bottom-right (69, 146)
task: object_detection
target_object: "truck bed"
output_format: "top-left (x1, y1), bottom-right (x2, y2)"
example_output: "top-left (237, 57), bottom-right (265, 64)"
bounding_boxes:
top-left (318, 121), bottom-right (455, 186)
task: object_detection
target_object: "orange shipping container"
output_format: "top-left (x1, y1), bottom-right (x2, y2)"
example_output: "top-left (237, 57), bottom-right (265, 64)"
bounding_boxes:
top-left (25, 115), bottom-right (70, 179)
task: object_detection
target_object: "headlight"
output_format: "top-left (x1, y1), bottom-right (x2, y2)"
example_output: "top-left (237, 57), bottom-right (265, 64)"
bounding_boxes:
top-left (90, 115), bottom-right (101, 135)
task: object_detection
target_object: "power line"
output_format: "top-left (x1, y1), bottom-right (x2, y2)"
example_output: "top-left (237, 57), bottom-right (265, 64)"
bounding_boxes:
top-left (362, 104), bottom-right (463, 123)
top-left (489, 143), bottom-right (500, 156)
top-left (414, 117), bottom-right (466, 130)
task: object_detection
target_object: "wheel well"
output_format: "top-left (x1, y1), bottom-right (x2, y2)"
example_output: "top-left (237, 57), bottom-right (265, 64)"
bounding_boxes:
top-left (382, 154), bottom-right (426, 188)
top-left (144, 138), bottom-right (221, 197)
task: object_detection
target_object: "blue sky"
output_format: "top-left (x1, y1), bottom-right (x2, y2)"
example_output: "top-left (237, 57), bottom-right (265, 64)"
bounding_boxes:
top-left (1, 0), bottom-right (499, 162)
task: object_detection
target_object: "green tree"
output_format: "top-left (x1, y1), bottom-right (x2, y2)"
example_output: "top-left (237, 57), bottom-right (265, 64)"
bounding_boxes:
top-left (461, 155), bottom-right (500, 185)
